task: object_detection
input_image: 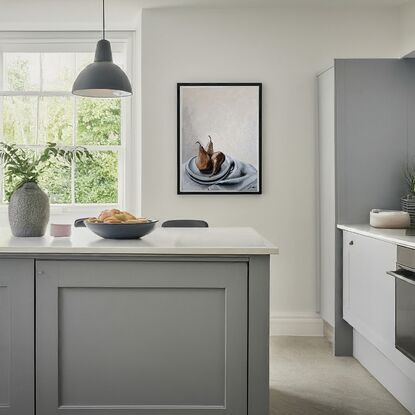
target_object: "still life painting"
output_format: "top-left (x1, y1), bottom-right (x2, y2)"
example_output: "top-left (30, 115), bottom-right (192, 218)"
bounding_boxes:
top-left (177, 83), bottom-right (262, 194)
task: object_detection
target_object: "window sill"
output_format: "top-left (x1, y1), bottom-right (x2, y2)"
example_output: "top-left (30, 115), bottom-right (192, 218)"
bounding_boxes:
top-left (0, 204), bottom-right (118, 223)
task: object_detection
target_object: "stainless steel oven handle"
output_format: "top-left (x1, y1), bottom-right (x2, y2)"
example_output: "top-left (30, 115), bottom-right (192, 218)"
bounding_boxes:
top-left (387, 270), bottom-right (415, 286)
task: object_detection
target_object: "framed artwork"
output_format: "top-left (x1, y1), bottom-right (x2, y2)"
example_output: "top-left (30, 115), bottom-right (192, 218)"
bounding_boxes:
top-left (177, 83), bottom-right (262, 194)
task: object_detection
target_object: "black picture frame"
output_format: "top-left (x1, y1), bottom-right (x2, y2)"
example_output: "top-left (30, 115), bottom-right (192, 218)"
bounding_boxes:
top-left (177, 82), bottom-right (262, 195)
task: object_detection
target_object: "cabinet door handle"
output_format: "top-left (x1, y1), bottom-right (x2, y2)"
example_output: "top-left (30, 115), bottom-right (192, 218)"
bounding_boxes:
top-left (349, 240), bottom-right (354, 246)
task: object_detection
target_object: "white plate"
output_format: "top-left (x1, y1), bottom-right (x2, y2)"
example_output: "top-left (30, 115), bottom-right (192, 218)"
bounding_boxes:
top-left (185, 155), bottom-right (233, 183)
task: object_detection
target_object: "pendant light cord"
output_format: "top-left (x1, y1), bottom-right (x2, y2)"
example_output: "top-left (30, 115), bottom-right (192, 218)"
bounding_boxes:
top-left (102, 0), bottom-right (106, 39)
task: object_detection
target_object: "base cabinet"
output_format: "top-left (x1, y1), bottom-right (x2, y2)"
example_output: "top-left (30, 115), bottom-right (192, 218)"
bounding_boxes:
top-left (342, 231), bottom-right (415, 413)
top-left (342, 232), bottom-right (396, 348)
top-left (36, 260), bottom-right (248, 415)
top-left (0, 259), bottom-right (34, 415)
top-left (0, 256), bottom-right (268, 415)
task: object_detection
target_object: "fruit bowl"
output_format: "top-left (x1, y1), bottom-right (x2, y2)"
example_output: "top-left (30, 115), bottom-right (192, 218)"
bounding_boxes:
top-left (84, 220), bottom-right (158, 240)
top-left (74, 209), bottom-right (158, 240)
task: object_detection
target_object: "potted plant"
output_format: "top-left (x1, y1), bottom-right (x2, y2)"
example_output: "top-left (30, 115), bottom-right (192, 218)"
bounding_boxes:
top-left (402, 163), bottom-right (415, 227)
top-left (0, 142), bottom-right (91, 237)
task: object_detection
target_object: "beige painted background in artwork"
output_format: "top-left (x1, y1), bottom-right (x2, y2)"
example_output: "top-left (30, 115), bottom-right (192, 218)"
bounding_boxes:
top-left (180, 85), bottom-right (259, 167)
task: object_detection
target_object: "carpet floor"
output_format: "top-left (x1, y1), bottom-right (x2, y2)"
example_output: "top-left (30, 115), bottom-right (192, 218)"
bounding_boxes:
top-left (270, 336), bottom-right (410, 415)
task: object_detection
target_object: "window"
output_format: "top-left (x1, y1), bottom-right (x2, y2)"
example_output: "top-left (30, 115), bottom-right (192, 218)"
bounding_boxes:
top-left (0, 32), bottom-right (134, 211)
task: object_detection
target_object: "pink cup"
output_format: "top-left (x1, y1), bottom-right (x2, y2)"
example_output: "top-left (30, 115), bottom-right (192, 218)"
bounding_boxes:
top-left (50, 223), bottom-right (72, 237)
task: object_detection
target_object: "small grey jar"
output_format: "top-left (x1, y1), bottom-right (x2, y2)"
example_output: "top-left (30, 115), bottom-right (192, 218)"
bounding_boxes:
top-left (8, 182), bottom-right (50, 237)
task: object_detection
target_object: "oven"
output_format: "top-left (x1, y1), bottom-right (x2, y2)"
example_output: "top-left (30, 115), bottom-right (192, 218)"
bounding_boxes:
top-left (387, 246), bottom-right (415, 362)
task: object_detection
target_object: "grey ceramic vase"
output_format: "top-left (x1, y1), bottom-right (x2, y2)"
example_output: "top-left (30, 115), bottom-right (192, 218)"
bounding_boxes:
top-left (8, 182), bottom-right (50, 237)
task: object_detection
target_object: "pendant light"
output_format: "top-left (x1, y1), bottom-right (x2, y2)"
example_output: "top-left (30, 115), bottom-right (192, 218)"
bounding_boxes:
top-left (72, 0), bottom-right (132, 98)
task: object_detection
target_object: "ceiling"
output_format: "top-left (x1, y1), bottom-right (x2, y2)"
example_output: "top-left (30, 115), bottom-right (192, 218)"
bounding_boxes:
top-left (0, 0), bottom-right (410, 8)
top-left (0, 0), bottom-right (410, 33)
top-left (135, 0), bottom-right (412, 8)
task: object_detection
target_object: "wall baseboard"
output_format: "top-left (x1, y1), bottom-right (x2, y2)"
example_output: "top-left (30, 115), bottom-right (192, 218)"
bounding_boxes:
top-left (270, 312), bottom-right (324, 336)
top-left (324, 321), bottom-right (334, 343)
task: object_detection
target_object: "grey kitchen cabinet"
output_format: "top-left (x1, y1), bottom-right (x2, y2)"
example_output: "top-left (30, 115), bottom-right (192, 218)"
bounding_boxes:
top-left (342, 232), bottom-right (396, 347)
top-left (0, 259), bottom-right (34, 415)
top-left (318, 59), bottom-right (415, 355)
top-left (36, 259), bottom-right (249, 415)
top-left (340, 229), bottom-right (415, 413)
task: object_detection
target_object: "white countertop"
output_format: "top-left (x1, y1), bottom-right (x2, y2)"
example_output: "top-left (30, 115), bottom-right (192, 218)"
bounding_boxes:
top-left (0, 226), bottom-right (278, 256)
top-left (338, 224), bottom-right (415, 249)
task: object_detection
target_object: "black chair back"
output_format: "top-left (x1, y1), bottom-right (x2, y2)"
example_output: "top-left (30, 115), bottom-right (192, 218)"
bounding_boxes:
top-left (162, 220), bottom-right (209, 228)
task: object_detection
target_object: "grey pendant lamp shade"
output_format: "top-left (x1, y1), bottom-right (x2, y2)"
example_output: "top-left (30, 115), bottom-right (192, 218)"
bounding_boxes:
top-left (72, 0), bottom-right (132, 98)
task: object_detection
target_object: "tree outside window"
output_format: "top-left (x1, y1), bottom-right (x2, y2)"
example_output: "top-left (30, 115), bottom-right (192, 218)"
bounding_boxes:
top-left (1, 51), bottom-right (126, 205)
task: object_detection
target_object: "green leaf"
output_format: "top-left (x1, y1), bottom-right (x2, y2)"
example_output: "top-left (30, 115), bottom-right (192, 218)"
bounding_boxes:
top-left (0, 141), bottom-right (93, 196)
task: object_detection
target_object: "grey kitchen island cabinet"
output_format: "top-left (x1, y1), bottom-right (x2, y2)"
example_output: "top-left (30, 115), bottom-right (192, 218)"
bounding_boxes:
top-left (0, 259), bottom-right (34, 415)
top-left (0, 226), bottom-right (277, 415)
top-left (36, 259), bottom-right (248, 415)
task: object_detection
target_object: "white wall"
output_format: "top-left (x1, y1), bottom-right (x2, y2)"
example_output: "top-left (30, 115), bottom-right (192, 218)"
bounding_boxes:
top-left (141, 5), bottom-right (401, 332)
top-left (400, 2), bottom-right (415, 57)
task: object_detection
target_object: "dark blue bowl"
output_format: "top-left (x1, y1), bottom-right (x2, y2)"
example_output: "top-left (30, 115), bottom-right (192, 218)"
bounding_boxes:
top-left (85, 220), bottom-right (158, 240)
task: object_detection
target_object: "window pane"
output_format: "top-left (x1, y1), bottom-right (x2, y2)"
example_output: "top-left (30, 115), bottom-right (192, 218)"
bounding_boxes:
top-left (75, 151), bottom-right (118, 204)
top-left (37, 158), bottom-right (71, 204)
top-left (0, 45), bottom-right (128, 207)
top-left (77, 98), bottom-right (121, 145)
top-left (38, 96), bottom-right (73, 145)
top-left (3, 53), bottom-right (40, 91)
top-left (42, 53), bottom-right (75, 91)
top-left (2, 96), bottom-right (37, 144)
top-left (75, 52), bottom-right (94, 74)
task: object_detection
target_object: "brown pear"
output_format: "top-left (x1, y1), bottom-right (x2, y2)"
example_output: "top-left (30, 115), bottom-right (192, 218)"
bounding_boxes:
top-left (195, 141), bottom-right (212, 173)
top-left (210, 151), bottom-right (225, 176)
top-left (206, 135), bottom-right (214, 156)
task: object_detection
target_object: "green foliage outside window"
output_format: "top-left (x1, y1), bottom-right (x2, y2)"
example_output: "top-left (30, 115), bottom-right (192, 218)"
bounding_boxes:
top-left (1, 53), bottom-right (122, 204)
top-left (0, 142), bottom-right (91, 201)
top-left (75, 152), bottom-right (118, 204)
top-left (77, 98), bottom-right (121, 145)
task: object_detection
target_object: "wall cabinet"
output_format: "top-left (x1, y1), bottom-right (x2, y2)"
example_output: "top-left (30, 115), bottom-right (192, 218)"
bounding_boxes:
top-left (0, 259), bottom-right (34, 415)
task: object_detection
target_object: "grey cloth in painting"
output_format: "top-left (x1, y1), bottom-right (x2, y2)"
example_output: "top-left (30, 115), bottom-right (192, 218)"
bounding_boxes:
top-left (182, 157), bottom-right (258, 192)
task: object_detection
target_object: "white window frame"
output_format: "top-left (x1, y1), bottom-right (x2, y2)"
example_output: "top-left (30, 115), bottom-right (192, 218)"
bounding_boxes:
top-left (0, 31), bottom-right (138, 217)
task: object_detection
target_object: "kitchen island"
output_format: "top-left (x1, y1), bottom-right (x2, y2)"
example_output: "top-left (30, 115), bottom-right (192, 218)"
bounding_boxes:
top-left (0, 226), bottom-right (277, 415)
